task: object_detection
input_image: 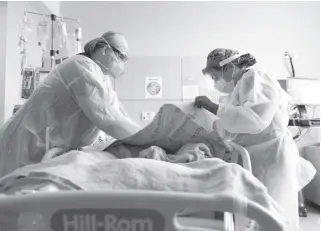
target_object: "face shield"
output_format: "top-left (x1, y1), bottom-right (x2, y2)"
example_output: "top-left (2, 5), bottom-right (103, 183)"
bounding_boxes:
top-left (109, 46), bottom-right (127, 78)
top-left (202, 53), bottom-right (242, 93)
top-left (202, 67), bottom-right (222, 82)
top-left (97, 42), bottom-right (129, 78)
top-left (97, 35), bottom-right (129, 78)
top-left (202, 53), bottom-right (242, 79)
top-left (110, 46), bottom-right (128, 63)
top-left (218, 53), bottom-right (241, 67)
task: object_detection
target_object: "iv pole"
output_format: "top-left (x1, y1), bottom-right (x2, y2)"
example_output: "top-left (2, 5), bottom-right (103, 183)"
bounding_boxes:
top-left (25, 11), bottom-right (79, 68)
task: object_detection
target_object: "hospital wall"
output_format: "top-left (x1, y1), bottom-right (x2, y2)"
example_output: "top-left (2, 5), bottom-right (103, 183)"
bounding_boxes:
top-left (116, 56), bottom-right (320, 152)
top-left (0, 2), bottom-right (319, 152)
top-left (115, 56), bottom-right (223, 125)
top-left (60, 1), bottom-right (320, 79)
top-left (61, 1), bottom-right (321, 151)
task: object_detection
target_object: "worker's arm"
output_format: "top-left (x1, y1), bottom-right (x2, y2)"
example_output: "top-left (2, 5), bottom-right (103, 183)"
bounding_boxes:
top-left (61, 58), bottom-right (141, 140)
top-left (216, 70), bottom-right (278, 134)
top-left (194, 96), bottom-right (219, 114)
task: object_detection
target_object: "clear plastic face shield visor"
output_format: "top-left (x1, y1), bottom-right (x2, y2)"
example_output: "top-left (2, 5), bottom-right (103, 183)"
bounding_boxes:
top-left (96, 37), bottom-right (129, 77)
top-left (100, 37), bottom-right (129, 63)
top-left (202, 53), bottom-right (242, 76)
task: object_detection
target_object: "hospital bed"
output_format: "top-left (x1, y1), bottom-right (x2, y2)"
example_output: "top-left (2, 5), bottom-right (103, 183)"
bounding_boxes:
top-left (0, 142), bottom-right (286, 231)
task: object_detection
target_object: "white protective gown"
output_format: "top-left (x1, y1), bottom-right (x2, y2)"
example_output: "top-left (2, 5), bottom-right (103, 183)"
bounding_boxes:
top-left (0, 55), bottom-right (141, 177)
top-left (214, 65), bottom-right (316, 229)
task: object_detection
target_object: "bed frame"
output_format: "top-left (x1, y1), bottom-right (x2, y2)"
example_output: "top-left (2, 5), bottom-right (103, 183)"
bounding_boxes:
top-left (0, 143), bottom-right (285, 231)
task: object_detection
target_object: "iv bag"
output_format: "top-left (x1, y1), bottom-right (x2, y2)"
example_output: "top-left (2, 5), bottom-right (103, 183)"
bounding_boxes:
top-left (75, 26), bottom-right (82, 40)
top-left (36, 17), bottom-right (49, 50)
top-left (56, 19), bottom-right (67, 49)
top-left (18, 13), bottom-right (31, 48)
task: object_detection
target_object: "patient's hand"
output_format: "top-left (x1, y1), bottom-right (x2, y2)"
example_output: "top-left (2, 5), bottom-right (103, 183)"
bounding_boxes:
top-left (138, 143), bottom-right (213, 163)
top-left (138, 146), bottom-right (167, 161)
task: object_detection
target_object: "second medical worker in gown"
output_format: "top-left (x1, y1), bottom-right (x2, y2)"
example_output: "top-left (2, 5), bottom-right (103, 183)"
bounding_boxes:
top-left (0, 31), bottom-right (141, 177)
top-left (194, 48), bottom-right (316, 230)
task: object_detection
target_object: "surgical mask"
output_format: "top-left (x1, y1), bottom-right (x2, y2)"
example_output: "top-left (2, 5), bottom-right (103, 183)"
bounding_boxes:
top-left (110, 59), bottom-right (125, 78)
top-left (214, 78), bottom-right (235, 93)
top-left (96, 51), bottom-right (124, 78)
top-left (99, 37), bottom-right (127, 78)
top-left (213, 63), bottom-right (236, 93)
top-left (95, 59), bottom-right (109, 74)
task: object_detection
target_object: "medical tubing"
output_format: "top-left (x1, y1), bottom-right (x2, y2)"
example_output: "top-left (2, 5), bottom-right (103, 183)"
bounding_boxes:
top-left (50, 14), bottom-right (56, 68)
top-left (289, 57), bottom-right (295, 77)
top-left (24, 11), bottom-right (78, 68)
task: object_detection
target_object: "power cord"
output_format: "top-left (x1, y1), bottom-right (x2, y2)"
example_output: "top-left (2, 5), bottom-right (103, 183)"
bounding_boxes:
top-left (289, 105), bottom-right (302, 140)
top-left (289, 57), bottom-right (296, 77)
top-left (285, 51), bottom-right (296, 77)
top-left (294, 105), bottom-right (317, 142)
top-left (293, 127), bottom-right (303, 141)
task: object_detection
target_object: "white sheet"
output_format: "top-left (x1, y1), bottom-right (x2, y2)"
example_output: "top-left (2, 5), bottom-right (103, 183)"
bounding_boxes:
top-left (0, 149), bottom-right (287, 229)
top-left (0, 149), bottom-right (282, 214)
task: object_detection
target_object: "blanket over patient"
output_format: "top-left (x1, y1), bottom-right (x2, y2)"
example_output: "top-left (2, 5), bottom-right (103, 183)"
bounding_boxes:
top-left (0, 104), bottom-right (288, 230)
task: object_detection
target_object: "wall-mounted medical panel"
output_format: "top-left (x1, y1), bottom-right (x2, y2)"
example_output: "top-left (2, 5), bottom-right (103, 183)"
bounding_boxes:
top-left (181, 56), bottom-right (204, 85)
top-left (115, 57), bottom-right (182, 100)
top-left (181, 56), bottom-right (225, 102)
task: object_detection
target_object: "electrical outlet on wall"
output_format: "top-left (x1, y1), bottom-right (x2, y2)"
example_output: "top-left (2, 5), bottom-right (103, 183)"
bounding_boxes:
top-left (141, 112), bottom-right (156, 121)
top-left (285, 50), bottom-right (298, 58)
top-left (141, 112), bottom-right (149, 121)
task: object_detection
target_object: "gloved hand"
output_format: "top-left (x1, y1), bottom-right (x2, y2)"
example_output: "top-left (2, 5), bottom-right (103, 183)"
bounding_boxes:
top-left (194, 96), bottom-right (219, 115)
top-left (194, 96), bottom-right (212, 108)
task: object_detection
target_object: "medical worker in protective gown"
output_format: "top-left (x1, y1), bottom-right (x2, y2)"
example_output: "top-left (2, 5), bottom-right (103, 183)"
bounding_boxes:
top-left (0, 31), bottom-right (141, 177)
top-left (194, 48), bottom-right (316, 230)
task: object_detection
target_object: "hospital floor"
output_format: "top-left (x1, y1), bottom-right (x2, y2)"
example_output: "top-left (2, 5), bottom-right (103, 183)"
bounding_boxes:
top-left (300, 204), bottom-right (320, 231)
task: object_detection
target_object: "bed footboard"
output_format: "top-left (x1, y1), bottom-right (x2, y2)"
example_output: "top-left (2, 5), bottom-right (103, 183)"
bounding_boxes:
top-left (0, 190), bottom-right (285, 231)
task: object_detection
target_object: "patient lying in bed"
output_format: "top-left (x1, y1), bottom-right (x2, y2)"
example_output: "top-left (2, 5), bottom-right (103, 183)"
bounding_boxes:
top-left (0, 104), bottom-right (261, 203)
top-left (41, 103), bottom-right (229, 164)
top-left (0, 104), bottom-right (288, 230)
top-left (0, 146), bottom-right (286, 230)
